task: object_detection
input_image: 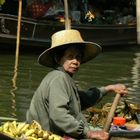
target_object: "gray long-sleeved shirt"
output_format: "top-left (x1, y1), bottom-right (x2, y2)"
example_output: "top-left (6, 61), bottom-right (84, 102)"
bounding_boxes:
top-left (26, 67), bottom-right (107, 138)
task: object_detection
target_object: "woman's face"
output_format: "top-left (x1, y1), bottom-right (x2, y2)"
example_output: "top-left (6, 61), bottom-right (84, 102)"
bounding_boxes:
top-left (59, 47), bottom-right (82, 74)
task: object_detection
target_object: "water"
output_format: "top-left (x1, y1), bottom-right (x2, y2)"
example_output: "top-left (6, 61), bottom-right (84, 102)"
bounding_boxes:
top-left (0, 45), bottom-right (140, 121)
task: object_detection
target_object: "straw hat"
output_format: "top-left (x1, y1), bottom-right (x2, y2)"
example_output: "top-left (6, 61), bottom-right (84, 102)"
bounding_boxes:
top-left (38, 29), bottom-right (102, 67)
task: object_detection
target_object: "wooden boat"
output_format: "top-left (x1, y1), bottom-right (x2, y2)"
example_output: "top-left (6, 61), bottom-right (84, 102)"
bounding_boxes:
top-left (0, 116), bottom-right (140, 140)
top-left (110, 129), bottom-right (140, 140)
top-left (0, 13), bottom-right (137, 49)
top-left (1, 129), bottom-right (140, 140)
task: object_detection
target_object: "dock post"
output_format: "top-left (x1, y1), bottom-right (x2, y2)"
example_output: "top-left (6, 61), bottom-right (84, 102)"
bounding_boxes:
top-left (136, 0), bottom-right (140, 44)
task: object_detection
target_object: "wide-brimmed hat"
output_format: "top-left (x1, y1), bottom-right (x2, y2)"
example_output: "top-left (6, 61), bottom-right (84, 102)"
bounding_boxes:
top-left (38, 29), bottom-right (102, 67)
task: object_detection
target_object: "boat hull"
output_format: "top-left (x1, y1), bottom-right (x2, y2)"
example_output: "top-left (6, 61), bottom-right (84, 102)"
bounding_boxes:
top-left (0, 13), bottom-right (137, 48)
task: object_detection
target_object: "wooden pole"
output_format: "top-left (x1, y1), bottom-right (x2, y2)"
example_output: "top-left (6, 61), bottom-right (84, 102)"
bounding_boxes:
top-left (10, 0), bottom-right (22, 117)
top-left (136, 0), bottom-right (140, 44)
top-left (64, 0), bottom-right (71, 29)
top-left (15, 0), bottom-right (22, 69)
top-left (12, 0), bottom-right (22, 83)
top-left (103, 94), bottom-right (121, 132)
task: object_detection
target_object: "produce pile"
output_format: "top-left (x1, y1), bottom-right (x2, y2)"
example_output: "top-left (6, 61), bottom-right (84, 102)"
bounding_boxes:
top-left (84, 101), bottom-right (140, 128)
top-left (0, 120), bottom-right (62, 140)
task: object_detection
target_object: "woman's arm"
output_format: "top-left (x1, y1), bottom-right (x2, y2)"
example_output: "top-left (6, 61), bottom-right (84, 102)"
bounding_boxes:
top-left (78, 87), bottom-right (106, 110)
top-left (79, 84), bottom-right (128, 110)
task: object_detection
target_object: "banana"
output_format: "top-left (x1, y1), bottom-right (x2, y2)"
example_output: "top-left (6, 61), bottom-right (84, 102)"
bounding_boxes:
top-left (48, 135), bottom-right (54, 140)
top-left (26, 136), bottom-right (38, 140)
top-left (8, 122), bottom-right (17, 136)
top-left (25, 129), bottom-right (36, 136)
top-left (0, 126), bottom-right (3, 132)
top-left (20, 124), bottom-right (30, 133)
top-left (0, 120), bottom-right (62, 140)
top-left (29, 121), bottom-right (36, 129)
top-left (37, 129), bottom-right (44, 138)
top-left (12, 121), bottom-right (17, 128)
top-left (51, 134), bottom-right (62, 140)
top-left (17, 122), bottom-right (26, 133)
top-left (34, 127), bottom-right (39, 135)
top-left (3, 130), bottom-right (14, 138)
top-left (30, 123), bottom-right (39, 130)
top-left (3, 121), bottom-right (10, 131)
top-left (31, 133), bottom-right (38, 138)
top-left (43, 131), bottom-right (49, 139)
top-left (31, 120), bottom-right (42, 130)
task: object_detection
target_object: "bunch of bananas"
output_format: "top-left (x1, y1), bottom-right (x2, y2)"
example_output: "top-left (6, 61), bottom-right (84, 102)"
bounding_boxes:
top-left (0, 120), bottom-right (62, 140)
top-left (85, 11), bottom-right (95, 22)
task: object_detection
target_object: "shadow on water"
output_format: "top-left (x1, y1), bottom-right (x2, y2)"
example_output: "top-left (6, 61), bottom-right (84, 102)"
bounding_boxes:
top-left (102, 44), bottom-right (140, 52)
top-left (0, 42), bottom-right (140, 54)
top-left (0, 42), bottom-right (49, 55)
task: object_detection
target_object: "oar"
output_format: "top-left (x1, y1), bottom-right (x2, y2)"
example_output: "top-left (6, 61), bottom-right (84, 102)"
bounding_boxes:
top-left (103, 93), bottom-right (121, 132)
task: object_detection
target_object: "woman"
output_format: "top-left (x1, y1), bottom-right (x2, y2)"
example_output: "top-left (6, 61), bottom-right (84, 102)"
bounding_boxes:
top-left (26, 29), bottom-right (128, 140)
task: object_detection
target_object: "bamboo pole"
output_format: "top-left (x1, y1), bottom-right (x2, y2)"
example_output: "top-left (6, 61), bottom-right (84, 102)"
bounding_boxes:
top-left (10, 0), bottom-right (22, 117)
top-left (15, 0), bottom-right (22, 68)
top-left (12, 0), bottom-right (22, 86)
top-left (64, 0), bottom-right (71, 29)
top-left (136, 0), bottom-right (140, 44)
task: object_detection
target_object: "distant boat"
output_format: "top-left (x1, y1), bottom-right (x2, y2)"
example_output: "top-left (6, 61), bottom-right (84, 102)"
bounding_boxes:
top-left (0, 13), bottom-right (137, 49)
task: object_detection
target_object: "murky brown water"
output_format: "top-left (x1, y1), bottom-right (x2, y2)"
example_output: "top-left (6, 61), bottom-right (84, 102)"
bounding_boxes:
top-left (0, 45), bottom-right (140, 121)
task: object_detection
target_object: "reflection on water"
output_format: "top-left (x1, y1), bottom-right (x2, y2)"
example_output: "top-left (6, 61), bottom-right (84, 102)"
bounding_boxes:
top-left (131, 52), bottom-right (140, 88)
top-left (126, 52), bottom-right (140, 104)
top-left (0, 46), bottom-right (140, 121)
top-left (10, 65), bottom-right (18, 118)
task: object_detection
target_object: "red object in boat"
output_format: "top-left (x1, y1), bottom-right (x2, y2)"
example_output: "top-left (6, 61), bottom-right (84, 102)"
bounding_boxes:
top-left (113, 117), bottom-right (126, 126)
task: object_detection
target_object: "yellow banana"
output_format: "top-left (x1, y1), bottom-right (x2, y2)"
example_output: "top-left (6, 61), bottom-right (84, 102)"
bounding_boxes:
top-left (31, 120), bottom-right (42, 130)
top-left (30, 122), bottom-right (38, 130)
top-left (3, 130), bottom-right (14, 138)
top-left (48, 135), bottom-right (54, 140)
top-left (26, 136), bottom-right (38, 140)
top-left (33, 127), bottom-right (39, 135)
top-left (43, 131), bottom-right (49, 139)
top-left (8, 122), bottom-right (18, 136)
top-left (25, 129), bottom-right (35, 136)
top-left (20, 124), bottom-right (30, 133)
top-left (29, 121), bottom-right (36, 129)
top-left (51, 134), bottom-right (62, 140)
top-left (11, 121), bottom-right (17, 128)
top-left (17, 122), bottom-right (26, 133)
top-left (0, 121), bottom-right (62, 140)
top-left (0, 126), bottom-right (3, 132)
top-left (3, 121), bottom-right (10, 131)
top-left (31, 133), bottom-right (38, 138)
top-left (37, 129), bottom-right (44, 138)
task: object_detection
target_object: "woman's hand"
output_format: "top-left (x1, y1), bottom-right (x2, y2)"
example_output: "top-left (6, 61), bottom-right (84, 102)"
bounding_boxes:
top-left (86, 130), bottom-right (109, 140)
top-left (105, 84), bottom-right (128, 95)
